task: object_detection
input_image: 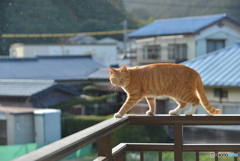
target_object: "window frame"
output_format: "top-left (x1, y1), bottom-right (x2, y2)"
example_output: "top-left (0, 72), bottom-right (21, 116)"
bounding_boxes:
top-left (143, 45), bottom-right (161, 60)
top-left (206, 39), bottom-right (225, 53)
top-left (168, 44), bottom-right (188, 61)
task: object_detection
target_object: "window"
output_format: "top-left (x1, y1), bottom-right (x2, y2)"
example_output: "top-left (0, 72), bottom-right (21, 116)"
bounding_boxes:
top-left (168, 44), bottom-right (187, 61)
top-left (143, 45), bottom-right (161, 59)
top-left (214, 88), bottom-right (228, 98)
top-left (207, 39), bottom-right (225, 53)
top-left (223, 105), bottom-right (240, 114)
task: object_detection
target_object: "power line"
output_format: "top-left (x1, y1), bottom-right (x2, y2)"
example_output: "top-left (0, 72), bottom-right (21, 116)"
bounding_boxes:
top-left (1, 29), bottom-right (135, 38)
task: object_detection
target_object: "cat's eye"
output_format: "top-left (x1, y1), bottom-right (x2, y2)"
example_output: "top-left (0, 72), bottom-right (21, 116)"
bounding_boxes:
top-left (112, 78), bottom-right (117, 81)
top-left (120, 77), bottom-right (125, 80)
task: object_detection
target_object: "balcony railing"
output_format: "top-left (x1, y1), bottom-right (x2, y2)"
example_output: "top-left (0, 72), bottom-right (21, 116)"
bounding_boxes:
top-left (14, 114), bottom-right (240, 161)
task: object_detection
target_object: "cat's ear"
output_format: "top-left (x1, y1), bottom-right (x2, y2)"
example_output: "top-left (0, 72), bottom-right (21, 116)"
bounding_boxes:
top-left (108, 67), bottom-right (116, 75)
top-left (121, 64), bottom-right (128, 72)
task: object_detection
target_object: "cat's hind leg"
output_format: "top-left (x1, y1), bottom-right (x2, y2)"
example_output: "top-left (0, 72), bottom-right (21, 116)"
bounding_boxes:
top-left (169, 100), bottom-right (187, 115)
top-left (185, 96), bottom-right (199, 116)
top-left (185, 105), bottom-right (198, 116)
top-left (145, 97), bottom-right (156, 115)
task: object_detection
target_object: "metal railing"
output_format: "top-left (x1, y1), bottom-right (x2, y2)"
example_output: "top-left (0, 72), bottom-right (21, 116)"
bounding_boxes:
top-left (14, 114), bottom-right (240, 161)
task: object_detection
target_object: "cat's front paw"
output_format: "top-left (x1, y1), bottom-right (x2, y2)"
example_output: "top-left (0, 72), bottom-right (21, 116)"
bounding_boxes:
top-left (169, 110), bottom-right (178, 115)
top-left (114, 113), bottom-right (122, 118)
top-left (146, 110), bottom-right (154, 116)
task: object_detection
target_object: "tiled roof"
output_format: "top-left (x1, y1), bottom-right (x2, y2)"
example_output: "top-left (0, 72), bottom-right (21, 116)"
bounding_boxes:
top-left (0, 55), bottom-right (106, 81)
top-left (0, 79), bottom-right (79, 97)
top-left (181, 43), bottom-right (240, 87)
top-left (128, 14), bottom-right (239, 38)
top-left (88, 68), bottom-right (110, 80)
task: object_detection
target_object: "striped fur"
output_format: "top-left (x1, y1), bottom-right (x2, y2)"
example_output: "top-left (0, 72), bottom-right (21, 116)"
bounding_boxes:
top-left (108, 64), bottom-right (221, 118)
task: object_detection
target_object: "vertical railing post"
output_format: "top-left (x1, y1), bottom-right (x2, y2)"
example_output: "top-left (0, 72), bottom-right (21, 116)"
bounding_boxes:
top-left (140, 150), bottom-right (144, 161)
top-left (98, 134), bottom-right (112, 160)
top-left (196, 151), bottom-right (199, 161)
top-left (158, 150), bottom-right (162, 161)
top-left (174, 123), bottom-right (183, 161)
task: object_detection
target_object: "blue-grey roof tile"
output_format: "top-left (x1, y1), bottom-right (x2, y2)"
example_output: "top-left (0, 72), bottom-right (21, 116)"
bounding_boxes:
top-left (0, 79), bottom-right (80, 97)
top-left (128, 14), bottom-right (237, 38)
top-left (88, 68), bottom-right (110, 80)
top-left (0, 55), bottom-right (106, 81)
top-left (181, 43), bottom-right (240, 87)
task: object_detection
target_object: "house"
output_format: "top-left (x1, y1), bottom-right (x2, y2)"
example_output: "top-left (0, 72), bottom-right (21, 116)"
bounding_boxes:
top-left (0, 55), bottom-right (105, 81)
top-left (0, 79), bottom-right (79, 108)
top-left (0, 107), bottom-right (61, 145)
top-left (127, 14), bottom-right (240, 65)
top-left (0, 55), bottom-right (122, 114)
top-left (9, 43), bottom-right (118, 66)
top-left (0, 55), bottom-right (105, 108)
top-left (179, 43), bottom-right (240, 115)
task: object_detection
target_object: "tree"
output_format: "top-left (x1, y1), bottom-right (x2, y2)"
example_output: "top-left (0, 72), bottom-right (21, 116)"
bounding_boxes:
top-left (0, 0), bottom-right (138, 55)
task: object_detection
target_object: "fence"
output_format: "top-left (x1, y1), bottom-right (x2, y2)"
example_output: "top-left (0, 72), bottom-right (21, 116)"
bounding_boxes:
top-left (14, 114), bottom-right (240, 161)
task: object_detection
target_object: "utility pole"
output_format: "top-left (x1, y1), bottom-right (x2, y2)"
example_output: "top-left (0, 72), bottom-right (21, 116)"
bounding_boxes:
top-left (122, 20), bottom-right (127, 54)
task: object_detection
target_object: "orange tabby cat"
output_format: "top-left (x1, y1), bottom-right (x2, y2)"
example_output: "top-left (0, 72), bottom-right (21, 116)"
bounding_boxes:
top-left (108, 63), bottom-right (221, 118)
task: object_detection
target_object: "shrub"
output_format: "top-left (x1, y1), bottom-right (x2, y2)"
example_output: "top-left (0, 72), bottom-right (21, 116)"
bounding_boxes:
top-left (61, 113), bottom-right (107, 138)
top-left (111, 125), bottom-right (167, 147)
top-left (61, 114), bottom-right (167, 147)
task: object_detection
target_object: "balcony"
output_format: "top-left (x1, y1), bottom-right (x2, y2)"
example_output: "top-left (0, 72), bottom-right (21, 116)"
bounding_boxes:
top-left (14, 114), bottom-right (240, 161)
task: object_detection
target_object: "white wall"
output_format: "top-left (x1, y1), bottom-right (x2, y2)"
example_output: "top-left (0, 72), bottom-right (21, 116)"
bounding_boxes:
top-left (205, 87), bottom-right (240, 103)
top-left (195, 20), bottom-right (240, 57)
top-left (10, 44), bottom-right (118, 66)
top-left (34, 109), bottom-right (61, 143)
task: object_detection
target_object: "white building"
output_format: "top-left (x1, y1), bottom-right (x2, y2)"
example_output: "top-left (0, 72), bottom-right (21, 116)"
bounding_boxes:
top-left (10, 43), bottom-right (118, 67)
top-left (127, 14), bottom-right (240, 65)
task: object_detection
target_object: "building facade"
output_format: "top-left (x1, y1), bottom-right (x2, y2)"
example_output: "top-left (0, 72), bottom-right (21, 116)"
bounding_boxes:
top-left (128, 14), bottom-right (240, 65)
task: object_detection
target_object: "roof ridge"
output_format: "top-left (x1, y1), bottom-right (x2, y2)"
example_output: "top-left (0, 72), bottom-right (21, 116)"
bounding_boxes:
top-left (0, 57), bottom-right (38, 61)
top-left (0, 55), bottom-right (92, 61)
top-left (37, 55), bottom-right (92, 59)
top-left (0, 79), bottom-right (55, 84)
top-left (154, 13), bottom-right (227, 22)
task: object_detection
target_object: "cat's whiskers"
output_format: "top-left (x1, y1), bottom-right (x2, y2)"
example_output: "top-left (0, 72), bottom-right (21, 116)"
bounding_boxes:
top-left (108, 85), bottom-right (114, 92)
top-left (114, 86), bottom-right (119, 92)
top-left (108, 85), bottom-right (119, 93)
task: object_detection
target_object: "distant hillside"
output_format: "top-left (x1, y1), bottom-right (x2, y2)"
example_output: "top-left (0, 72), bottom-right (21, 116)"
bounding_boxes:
top-left (0, 0), bottom-right (137, 55)
top-left (123, 0), bottom-right (240, 22)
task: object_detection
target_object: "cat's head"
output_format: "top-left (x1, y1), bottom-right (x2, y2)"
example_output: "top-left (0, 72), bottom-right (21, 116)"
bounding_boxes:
top-left (108, 64), bottom-right (131, 88)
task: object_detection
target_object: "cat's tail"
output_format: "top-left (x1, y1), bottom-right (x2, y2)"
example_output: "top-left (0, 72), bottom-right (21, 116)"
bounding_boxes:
top-left (196, 79), bottom-right (221, 114)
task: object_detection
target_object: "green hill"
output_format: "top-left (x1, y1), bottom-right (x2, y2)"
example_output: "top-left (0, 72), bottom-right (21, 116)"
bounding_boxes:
top-left (123, 0), bottom-right (240, 22)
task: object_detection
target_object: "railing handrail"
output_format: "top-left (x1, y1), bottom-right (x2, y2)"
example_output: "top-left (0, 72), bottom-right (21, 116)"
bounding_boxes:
top-left (13, 114), bottom-right (240, 161)
top-left (128, 114), bottom-right (240, 125)
top-left (13, 116), bottom-right (129, 161)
